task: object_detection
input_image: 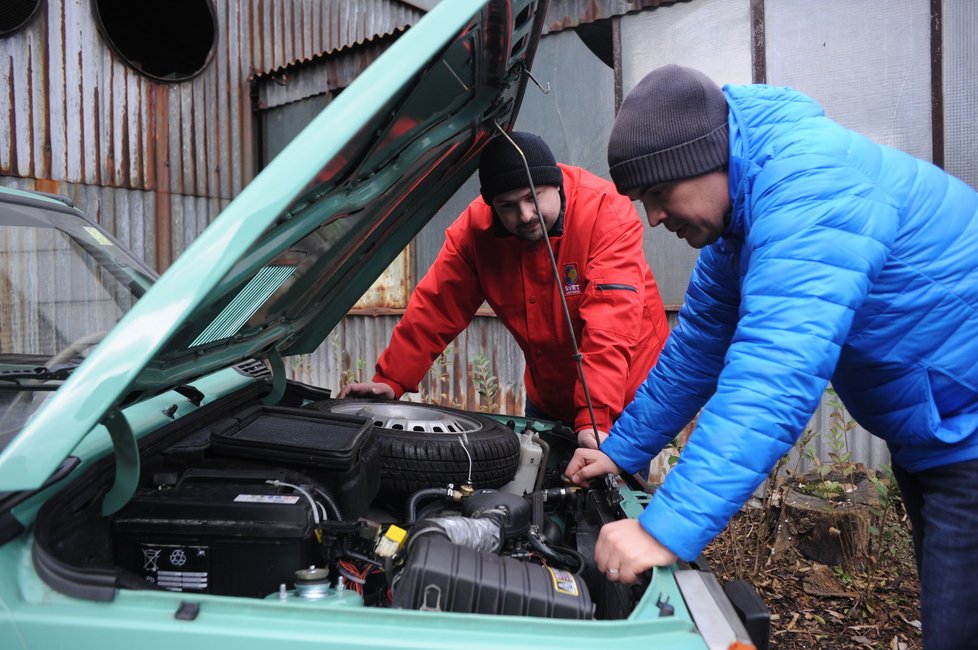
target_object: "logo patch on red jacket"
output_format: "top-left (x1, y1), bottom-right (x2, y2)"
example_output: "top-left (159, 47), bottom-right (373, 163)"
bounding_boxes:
top-left (563, 263), bottom-right (582, 295)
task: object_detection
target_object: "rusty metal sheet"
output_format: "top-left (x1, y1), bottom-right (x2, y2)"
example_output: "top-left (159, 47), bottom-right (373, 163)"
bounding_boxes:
top-left (541, 0), bottom-right (679, 34)
top-left (0, 0), bottom-right (424, 224)
top-left (252, 0), bottom-right (422, 74)
top-left (256, 35), bottom-right (395, 109)
top-left (353, 249), bottom-right (411, 310)
top-left (287, 314), bottom-right (527, 416)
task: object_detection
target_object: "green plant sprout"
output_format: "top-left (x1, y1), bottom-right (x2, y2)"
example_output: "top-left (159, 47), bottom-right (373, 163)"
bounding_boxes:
top-left (472, 352), bottom-right (499, 413)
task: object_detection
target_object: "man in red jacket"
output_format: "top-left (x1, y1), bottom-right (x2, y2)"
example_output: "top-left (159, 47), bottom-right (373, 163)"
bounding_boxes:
top-left (340, 132), bottom-right (669, 447)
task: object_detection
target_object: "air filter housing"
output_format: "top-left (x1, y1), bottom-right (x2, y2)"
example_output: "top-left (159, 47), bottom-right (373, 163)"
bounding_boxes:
top-left (393, 535), bottom-right (593, 619)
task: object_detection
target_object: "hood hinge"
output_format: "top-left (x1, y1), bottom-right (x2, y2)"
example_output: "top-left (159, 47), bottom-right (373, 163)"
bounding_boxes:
top-left (261, 349), bottom-right (286, 405)
top-left (100, 410), bottom-right (140, 516)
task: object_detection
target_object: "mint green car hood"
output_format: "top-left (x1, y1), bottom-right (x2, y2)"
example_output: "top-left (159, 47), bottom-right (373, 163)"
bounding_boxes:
top-left (0, 0), bottom-right (545, 490)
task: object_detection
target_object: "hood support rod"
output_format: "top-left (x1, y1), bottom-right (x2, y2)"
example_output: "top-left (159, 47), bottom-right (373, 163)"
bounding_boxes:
top-left (491, 123), bottom-right (600, 448)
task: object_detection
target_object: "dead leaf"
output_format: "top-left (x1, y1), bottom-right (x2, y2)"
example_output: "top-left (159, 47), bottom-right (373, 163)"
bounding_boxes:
top-left (897, 612), bottom-right (922, 630)
top-left (802, 564), bottom-right (858, 598)
top-left (786, 611), bottom-right (800, 631)
top-left (890, 635), bottom-right (909, 650)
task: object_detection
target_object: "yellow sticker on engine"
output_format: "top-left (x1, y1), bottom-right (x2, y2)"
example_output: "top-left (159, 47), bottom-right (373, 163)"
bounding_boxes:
top-left (548, 567), bottom-right (580, 597)
top-left (84, 226), bottom-right (113, 246)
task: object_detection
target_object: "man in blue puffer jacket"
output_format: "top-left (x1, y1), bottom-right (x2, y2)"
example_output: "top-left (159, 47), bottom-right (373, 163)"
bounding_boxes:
top-left (566, 64), bottom-right (978, 649)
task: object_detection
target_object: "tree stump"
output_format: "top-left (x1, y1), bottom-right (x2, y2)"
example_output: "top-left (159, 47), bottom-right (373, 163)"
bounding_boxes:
top-left (771, 476), bottom-right (879, 568)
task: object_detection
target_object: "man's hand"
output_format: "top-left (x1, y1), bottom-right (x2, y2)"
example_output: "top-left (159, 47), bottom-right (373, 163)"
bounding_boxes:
top-left (564, 448), bottom-right (619, 486)
top-left (576, 428), bottom-right (608, 449)
top-left (337, 382), bottom-right (395, 399)
top-left (595, 519), bottom-right (678, 584)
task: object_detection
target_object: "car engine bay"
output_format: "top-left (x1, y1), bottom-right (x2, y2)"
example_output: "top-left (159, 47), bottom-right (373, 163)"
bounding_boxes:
top-left (32, 385), bottom-right (647, 621)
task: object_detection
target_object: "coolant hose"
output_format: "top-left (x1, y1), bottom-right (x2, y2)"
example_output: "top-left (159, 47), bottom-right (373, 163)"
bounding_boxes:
top-left (532, 434), bottom-right (550, 492)
top-left (527, 528), bottom-right (586, 574)
top-left (407, 487), bottom-right (454, 523)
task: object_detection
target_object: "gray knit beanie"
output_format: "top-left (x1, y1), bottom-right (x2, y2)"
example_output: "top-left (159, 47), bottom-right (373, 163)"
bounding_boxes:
top-left (479, 132), bottom-right (563, 204)
top-left (608, 64), bottom-right (729, 194)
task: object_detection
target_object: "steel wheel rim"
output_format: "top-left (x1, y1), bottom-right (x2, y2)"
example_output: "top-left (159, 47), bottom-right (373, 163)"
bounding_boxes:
top-left (330, 401), bottom-right (485, 434)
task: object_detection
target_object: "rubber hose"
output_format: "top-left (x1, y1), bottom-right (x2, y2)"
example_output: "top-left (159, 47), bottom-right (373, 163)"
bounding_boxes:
top-left (407, 487), bottom-right (453, 523)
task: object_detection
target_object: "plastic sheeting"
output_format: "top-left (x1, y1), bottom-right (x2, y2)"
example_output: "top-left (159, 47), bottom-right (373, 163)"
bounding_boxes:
top-left (619, 0), bottom-right (752, 308)
top-left (765, 0), bottom-right (932, 161)
top-left (943, 0), bottom-right (978, 189)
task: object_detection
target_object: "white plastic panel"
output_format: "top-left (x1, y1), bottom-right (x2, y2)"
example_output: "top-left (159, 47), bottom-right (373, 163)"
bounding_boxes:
top-left (765, 0), bottom-right (932, 160)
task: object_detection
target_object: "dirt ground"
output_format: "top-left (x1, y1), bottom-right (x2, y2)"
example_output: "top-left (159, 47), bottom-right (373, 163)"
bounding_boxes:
top-left (701, 503), bottom-right (922, 650)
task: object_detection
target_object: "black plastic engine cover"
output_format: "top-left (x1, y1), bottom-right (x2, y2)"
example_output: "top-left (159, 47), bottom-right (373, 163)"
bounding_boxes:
top-left (393, 535), bottom-right (593, 619)
top-left (209, 405), bottom-right (380, 519)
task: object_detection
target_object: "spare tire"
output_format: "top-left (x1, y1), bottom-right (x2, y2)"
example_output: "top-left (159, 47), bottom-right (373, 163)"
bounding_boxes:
top-left (315, 399), bottom-right (521, 494)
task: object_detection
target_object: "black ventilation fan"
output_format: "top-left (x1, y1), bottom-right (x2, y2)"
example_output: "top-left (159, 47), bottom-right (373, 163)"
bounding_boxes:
top-left (0, 0), bottom-right (41, 37)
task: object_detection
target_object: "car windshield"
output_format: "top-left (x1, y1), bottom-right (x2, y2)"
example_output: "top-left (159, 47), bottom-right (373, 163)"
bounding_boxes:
top-left (0, 194), bottom-right (154, 447)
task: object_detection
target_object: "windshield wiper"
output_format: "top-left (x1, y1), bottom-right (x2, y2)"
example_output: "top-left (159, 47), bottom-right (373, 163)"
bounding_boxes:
top-left (0, 365), bottom-right (76, 382)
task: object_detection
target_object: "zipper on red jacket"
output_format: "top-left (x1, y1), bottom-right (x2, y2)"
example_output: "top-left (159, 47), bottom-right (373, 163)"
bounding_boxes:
top-left (596, 283), bottom-right (637, 292)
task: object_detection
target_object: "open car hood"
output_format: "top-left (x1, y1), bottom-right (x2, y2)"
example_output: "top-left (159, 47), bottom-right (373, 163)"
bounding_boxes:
top-left (0, 0), bottom-right (547, 490)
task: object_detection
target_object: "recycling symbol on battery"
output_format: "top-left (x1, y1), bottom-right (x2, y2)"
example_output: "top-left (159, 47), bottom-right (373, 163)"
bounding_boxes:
top-left (169, 549), bottom-right (188, 567)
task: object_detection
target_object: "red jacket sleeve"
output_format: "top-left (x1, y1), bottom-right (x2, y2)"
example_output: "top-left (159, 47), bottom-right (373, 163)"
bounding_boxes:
top-left (374, 212), bottom-right (485, 395)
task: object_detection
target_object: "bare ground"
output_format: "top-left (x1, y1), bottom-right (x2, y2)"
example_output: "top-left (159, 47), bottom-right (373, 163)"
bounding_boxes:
top-left (701, 501), bottom-right (922, 650)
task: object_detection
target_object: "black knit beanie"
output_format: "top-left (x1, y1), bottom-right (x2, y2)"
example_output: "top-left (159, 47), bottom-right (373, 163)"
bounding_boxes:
top-left (607, 64), bottom-right (729, 194)
top-left (479, 132), bottom-right (563, 204)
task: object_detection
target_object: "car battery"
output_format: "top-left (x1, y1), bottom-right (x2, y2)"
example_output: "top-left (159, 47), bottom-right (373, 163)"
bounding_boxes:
top-left (209, 405), bottom-right (380, 519)
top-left (111, 467), bottom-right (321, 598)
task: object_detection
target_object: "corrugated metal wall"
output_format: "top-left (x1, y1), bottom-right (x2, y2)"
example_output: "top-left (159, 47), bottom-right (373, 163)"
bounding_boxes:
top-left (540, 0), bottom-right (675, 33)
top-left (0, 0), bottom-right (423, 269)
top-left (247, 0), bottom-right (420, 72)
top-left (0, 176), bottom-right (226, 266)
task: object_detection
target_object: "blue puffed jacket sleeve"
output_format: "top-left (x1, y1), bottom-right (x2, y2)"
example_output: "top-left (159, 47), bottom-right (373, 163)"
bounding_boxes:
top-left (600, 243), bottom-right (740, 473)
top-left (604, 84), bottom-right (901, 560)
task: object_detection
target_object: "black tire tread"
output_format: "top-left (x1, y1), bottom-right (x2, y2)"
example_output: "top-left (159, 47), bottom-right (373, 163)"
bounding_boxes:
top-left (378, 433), bottom-right (520, 493)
